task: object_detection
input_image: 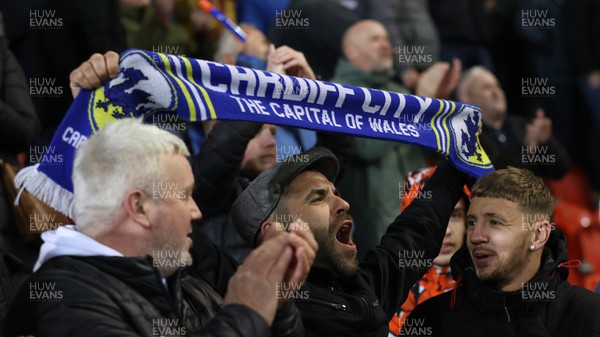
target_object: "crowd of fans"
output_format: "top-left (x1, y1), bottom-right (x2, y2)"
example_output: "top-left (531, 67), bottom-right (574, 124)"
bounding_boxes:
top-left (0, 0), bottom-right (599, 336)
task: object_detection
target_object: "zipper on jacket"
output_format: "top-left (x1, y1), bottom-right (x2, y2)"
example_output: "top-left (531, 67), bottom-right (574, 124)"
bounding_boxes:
top-left (503, 294), bottom-right (511, 322)
top-left (360, 297), bottom-right (371, 321)
top-left (308, 297), bottom-right (348, 311)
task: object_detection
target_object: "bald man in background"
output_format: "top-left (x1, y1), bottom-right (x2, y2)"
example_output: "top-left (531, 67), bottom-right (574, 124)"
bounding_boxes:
top-left (332, 20), bottom-right (461, 258)
top-left (456, 66), bottom-right (570, 179)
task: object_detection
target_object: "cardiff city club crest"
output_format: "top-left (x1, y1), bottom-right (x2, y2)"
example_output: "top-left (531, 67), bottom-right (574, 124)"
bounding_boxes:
top-left (88, 51), bottom-right (176, 133)
top-left (451, 104), bottom-right (493, 169)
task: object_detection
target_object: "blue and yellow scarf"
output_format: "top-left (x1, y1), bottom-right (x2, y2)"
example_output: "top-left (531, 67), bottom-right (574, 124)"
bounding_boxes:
top-left (15, 49), bottom-right (493, 217)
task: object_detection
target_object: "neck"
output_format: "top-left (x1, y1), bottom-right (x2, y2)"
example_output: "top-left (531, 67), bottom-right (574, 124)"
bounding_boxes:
top-left (86, 227), bottom-right (144, 258)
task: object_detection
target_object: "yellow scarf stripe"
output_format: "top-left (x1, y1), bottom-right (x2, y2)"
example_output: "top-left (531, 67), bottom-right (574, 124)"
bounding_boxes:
top-left (441, 101), bottom-right (456, 153)
top-left (431, 100), bottom-right (445, 152)
top-left (181, 57), bottom-right (218, 120)
top-left (158, 54), bottom-right (197, 121)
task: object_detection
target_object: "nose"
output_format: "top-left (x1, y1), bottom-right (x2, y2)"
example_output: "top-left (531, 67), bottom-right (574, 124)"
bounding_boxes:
top-left (444, 224), bottom-right (453, 237)
top-left (190, 198), bottom-right (202, 221)
top-left (492, 85), bottom-right (505, 99)
top-left (259, 128), bottom-right (276, 148)
top-left (333, 194), bottom-right (350, 216)
top-left (469, 222), bottom-right (487, 245)
top-left (382, 38), bottom-right (391, 50)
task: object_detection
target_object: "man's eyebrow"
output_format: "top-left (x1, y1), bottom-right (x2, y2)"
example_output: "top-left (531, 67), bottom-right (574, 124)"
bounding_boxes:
top-left (467, 212), bottom-right (507, 221)
top-left (483, 212), bottom-right (506, 220)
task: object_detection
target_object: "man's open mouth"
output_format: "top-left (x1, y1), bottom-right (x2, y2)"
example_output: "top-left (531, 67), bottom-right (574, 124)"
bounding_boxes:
top-left (472, 249), bottom-right (495, 265)
top-left (335, 221), bottom-right (356, 251)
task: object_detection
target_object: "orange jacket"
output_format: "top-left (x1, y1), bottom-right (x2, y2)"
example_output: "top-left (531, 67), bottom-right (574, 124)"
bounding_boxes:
top-left (388, 266), bottom-right (456, 336)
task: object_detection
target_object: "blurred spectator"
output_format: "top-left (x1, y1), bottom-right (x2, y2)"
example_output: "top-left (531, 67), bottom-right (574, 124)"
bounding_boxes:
top-left (428, 0), bottom-right (494, 70)
top-left (388, 167), bottom-right (469, 337)
top-left (363, 0), bottom-right (440, 90)
top-left (120, 0), bottom-right (197, 57)
top-left (268, 0), bottom-right (359, 80)
top-left (0, 16), bottom-right (39, 167)
top-left (215, 23), bottom-right (269, 65)
top-left (170, 0), bottom-right (238, 61)
top-left (457, 66), bottom-right (570, 179)
top-left (566, 0), bottom-right (600, 145)
top-left (192, 122), bottom-right (277, 262)
top-left (332, 20), bottom-right (462, 258)
top-left (516, 0), bottom-right (573, 154)
top-left (566, 0), bottom-right (600, 127)
top-left (1, 0), bottom-right (126, 146)
top-left (487, 0), bottom-right (525, 117)
top-left (407, 167), bottom-right (600, 336)
top-left (0, 13), bottom-right (40, 331)
top-left (237, 0), bottom-right (292, 34)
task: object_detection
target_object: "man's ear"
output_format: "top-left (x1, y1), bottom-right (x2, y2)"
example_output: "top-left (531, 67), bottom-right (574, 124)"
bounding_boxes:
top-left (531, 220), bottom-right (551, 249)
top-left (123, 189), bottom-right (152, 229)
top-left (258, 221), bottom-right (274, 245)
top-left (259, 220), bottom-right (286, 244)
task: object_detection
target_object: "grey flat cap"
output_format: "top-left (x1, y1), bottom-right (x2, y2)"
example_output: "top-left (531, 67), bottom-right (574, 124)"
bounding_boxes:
top-left (231, 147), bottom-right (339, 246)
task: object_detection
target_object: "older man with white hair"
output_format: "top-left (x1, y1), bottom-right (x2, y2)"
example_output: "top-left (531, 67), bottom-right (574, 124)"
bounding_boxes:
top-left (6, 116), bottom-right (316, 336)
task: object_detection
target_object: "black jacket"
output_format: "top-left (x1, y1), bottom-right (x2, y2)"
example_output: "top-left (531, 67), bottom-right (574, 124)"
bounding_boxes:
top-left (5, 230), bottom-right (303, 336)
top-left (407, 230), bottom-right (600, 336)
top-left (0, 33), bottom-right (40, 336)
top-left (296, 160), bottom-right (468, 336)
top-left (191, 121), bottom-right (261, 262)
top-left (0, 36), bottom-right (39, 164)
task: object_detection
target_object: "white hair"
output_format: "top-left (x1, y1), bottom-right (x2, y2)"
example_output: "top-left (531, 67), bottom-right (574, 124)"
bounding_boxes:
top-left (73, 118), bottom-right (189, 232)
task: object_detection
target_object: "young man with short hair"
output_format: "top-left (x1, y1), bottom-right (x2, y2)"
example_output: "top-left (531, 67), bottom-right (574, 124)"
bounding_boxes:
top-left (406, 167), bottom-right (600, 336)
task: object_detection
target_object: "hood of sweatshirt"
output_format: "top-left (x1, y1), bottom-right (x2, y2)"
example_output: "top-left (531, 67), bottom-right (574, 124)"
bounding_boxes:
top-left (34, 225), bottom-right (123, 271)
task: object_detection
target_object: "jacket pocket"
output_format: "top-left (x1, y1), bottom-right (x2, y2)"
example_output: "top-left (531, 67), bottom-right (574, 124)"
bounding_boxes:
top-left (306, 296), bottom-right (349, 312)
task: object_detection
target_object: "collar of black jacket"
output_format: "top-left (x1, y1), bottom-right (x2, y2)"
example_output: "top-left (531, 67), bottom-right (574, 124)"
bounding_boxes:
top-left (306, 265), bottom-right (356, 291)
top-left (68, 255), bottom-right (182, 315)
